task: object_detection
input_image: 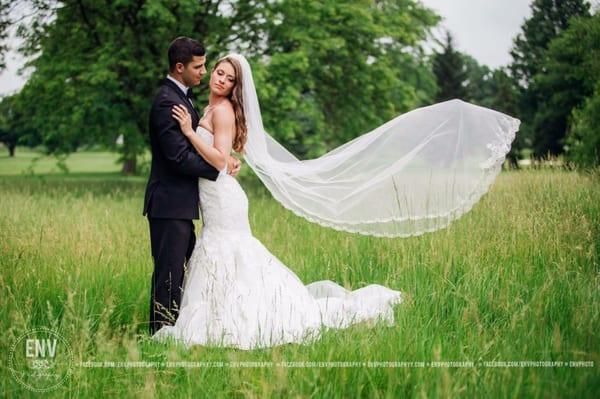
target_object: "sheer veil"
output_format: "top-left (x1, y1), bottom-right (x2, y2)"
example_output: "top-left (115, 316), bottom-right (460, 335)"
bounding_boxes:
top-left (226, 53), bottom-right (520, 238)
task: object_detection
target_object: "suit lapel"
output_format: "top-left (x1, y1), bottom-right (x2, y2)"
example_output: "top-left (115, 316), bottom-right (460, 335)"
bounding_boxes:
top-left (162, 78), bottom-right (201, 122)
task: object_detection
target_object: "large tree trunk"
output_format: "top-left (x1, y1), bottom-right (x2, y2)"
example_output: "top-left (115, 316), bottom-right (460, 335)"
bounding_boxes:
top-left (8, 142), bottom-right (16, 157)
top-left (121, 129), bottom-right (141, 175)
top-left (121, 157), bottom-right (137, 174)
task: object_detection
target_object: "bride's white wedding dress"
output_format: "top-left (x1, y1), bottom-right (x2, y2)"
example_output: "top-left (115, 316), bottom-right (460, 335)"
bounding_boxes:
top-left (153, 126), bottom-right (403, 350)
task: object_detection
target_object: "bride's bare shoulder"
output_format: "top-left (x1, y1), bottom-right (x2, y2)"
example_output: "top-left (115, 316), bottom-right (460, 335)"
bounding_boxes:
top-left (212, 101), bottom-right (235, 126)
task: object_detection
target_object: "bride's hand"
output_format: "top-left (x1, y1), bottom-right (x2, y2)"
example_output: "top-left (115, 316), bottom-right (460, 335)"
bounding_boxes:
top-left (227, 155), bottom-right (241, 177)
top-left (172, 104), bottom-right (194, 136)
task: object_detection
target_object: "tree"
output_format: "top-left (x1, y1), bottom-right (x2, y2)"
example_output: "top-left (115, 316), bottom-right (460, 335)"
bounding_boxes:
top-left (460, 57), bottom-right (521, 168)
top-left (10, 0), bottom-right (440, 171)
top-left (431, 31), bottom-right (468, 102)
top-left (12, 0), bottom-right (270, 174)
top-left (253, 0), bottom-right (440, 156)
top-left (0, 0), bottom-right (10, 70)
top-left (567, 89), bottom-right (600, 168)
top-left (0, 93), bottom-right (41, 156)
top-left (0, 96), bottom-right (18, 156)
top-left (431, 37), bottom-right (523, 167)
top-left (509, 0), bottom-right (591, 159)
top-left (548, 14), bottom-right (600, 168)
top-left (535, 13), bottom-right (599, 167)
top-left (486, 68), bottom-right (521, 168)
top-left (461, 53), bottom-right (493, 104)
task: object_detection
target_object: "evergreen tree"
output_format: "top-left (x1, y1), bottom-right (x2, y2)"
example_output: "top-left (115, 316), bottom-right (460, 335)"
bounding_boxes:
top-left (432, 31), bottom-right (468, 102)
top-left (509, 0), bottom-right (591, 159)
top-left (549, 14), bottom-right (600, 168)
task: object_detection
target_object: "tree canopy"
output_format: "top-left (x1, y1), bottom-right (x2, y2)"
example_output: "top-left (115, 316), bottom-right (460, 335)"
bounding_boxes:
top-left (509, 0), bottom-right (591, 159)
top-left (3, 0), bottom-right (440, 172)
top-left (2, 0), bottom-right (598, 170)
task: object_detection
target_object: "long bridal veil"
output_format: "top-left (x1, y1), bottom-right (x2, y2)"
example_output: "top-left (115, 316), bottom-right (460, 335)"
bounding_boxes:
top-left (227, 54), bottom-right (520, 238)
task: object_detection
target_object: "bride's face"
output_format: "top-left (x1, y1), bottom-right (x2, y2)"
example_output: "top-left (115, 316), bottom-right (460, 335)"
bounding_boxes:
top-left (210, 61), bottom-right (236, 97)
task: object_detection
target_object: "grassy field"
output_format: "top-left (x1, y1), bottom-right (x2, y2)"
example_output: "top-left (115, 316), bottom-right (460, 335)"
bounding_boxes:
top-left (1, 150), bottom-right (599, 397)
top-left (0, 147), bottom-right (125, 175)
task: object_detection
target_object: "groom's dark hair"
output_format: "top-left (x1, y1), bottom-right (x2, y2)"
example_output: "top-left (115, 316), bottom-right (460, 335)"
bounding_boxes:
top-left (168, 37), bottom-right (205, 71)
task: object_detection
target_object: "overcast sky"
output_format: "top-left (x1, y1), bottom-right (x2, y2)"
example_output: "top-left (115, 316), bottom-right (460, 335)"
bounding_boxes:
top-left (0, 1), bottom-right (541, 96)
top-left (420, 0), bottom-right (533, 67)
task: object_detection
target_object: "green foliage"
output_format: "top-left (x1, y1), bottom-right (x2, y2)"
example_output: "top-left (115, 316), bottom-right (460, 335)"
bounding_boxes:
top-left (469, 67), bottom-right (522, 168)
top-left (509, 0), bottom-right (591, 159)
top-left (567, 88), bottom-right (600, 168)
top-left (11, 0), bottom-right (272, 174)
top-left (0, 95), bottom-right (17, 155)
top-left (0, 94), bottom-right (41, 157)
top-left (538, 13), bottom-right (600, 168)
top-left (7, 0), bottom-right (439, 170)
top-left (0, 0), bottom-right (9, 70)
top-left (431, 31), bottom-right (468, 102)
top-left (460, 53), bottom-right (492, 104)
top-left (510, 0), bottom-right (591, 88)
top-left (252, 0), bottom-right (440, 156)
top-left (431, 36), bottom-right (522, 167)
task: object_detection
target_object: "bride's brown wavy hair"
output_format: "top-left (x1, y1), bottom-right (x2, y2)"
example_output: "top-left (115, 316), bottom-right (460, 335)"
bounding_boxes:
top-left (214, 56), bottom-right (247, 154)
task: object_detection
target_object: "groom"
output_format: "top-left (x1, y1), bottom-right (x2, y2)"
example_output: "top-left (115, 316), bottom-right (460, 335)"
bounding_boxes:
top-left (143, 37), bottom-right (241, 335)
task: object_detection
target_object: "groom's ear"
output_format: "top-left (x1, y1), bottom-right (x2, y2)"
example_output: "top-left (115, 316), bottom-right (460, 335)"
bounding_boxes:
top-left (174, 62), bottom-right (185, 75)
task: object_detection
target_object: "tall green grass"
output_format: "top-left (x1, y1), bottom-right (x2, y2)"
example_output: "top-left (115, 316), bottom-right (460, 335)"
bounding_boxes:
top-left (1, 164), bottom-right (598, 397)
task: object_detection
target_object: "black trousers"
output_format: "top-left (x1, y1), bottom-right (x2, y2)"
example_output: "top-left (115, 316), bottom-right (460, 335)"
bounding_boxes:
top-left (147, 217), bottom-right (196, 335)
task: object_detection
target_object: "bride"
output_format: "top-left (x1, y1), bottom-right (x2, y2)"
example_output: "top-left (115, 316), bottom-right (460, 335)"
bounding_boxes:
top-left (153, 54), bottom-right (519, 349)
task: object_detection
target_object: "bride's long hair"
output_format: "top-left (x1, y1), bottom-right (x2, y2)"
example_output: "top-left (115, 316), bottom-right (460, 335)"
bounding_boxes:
top-left (213, 56), bottom-right (247, 153)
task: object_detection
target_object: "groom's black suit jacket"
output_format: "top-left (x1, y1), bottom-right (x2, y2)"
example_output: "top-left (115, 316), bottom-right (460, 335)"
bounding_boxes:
top-left (143, 78), bottom-right (219, 219)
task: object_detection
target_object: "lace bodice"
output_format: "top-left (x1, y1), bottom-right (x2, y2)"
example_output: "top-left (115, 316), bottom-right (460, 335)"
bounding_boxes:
top-left (196, 126), bottom-right (251, 235)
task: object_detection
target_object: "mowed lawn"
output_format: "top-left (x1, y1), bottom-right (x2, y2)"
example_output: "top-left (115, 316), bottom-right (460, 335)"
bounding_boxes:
top-left (0, 147), bottom-right (125, 175)
top-left (1, 149), bottom-right (598, 398)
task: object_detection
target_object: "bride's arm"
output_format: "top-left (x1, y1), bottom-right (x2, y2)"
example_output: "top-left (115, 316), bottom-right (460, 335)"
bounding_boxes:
top-left (172, 104), bottom-right (233, 172)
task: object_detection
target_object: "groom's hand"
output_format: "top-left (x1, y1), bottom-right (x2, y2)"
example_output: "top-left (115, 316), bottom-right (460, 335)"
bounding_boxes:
top-left (227, 155), bottom-right (241, 177)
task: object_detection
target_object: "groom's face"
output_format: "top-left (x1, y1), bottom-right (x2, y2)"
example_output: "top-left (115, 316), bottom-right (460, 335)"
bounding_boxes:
top-left (180, 55), bottom-right (207, 87)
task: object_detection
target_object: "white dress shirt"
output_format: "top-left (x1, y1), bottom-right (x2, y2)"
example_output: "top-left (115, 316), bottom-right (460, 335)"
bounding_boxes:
top-left (166, 74), bottom-right (194, 108)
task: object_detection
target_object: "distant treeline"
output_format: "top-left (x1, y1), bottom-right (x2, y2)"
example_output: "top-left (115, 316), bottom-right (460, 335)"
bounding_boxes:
top-left (0, 0), bottom-right (598, 172)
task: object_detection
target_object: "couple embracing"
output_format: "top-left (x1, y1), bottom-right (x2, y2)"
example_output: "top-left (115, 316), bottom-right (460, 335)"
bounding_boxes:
top-left (143, 37), bottom-right (402, 350)
top-left (142, 37), bottom-right (519, 350)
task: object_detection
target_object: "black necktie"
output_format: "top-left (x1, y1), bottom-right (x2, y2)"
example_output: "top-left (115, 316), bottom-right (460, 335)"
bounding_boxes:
top-left (186, 88), bottom-right (196, 110)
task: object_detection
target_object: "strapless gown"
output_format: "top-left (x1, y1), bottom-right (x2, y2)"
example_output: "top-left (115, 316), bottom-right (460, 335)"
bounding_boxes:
top-left (153, 126), bottom-right (403, 350)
